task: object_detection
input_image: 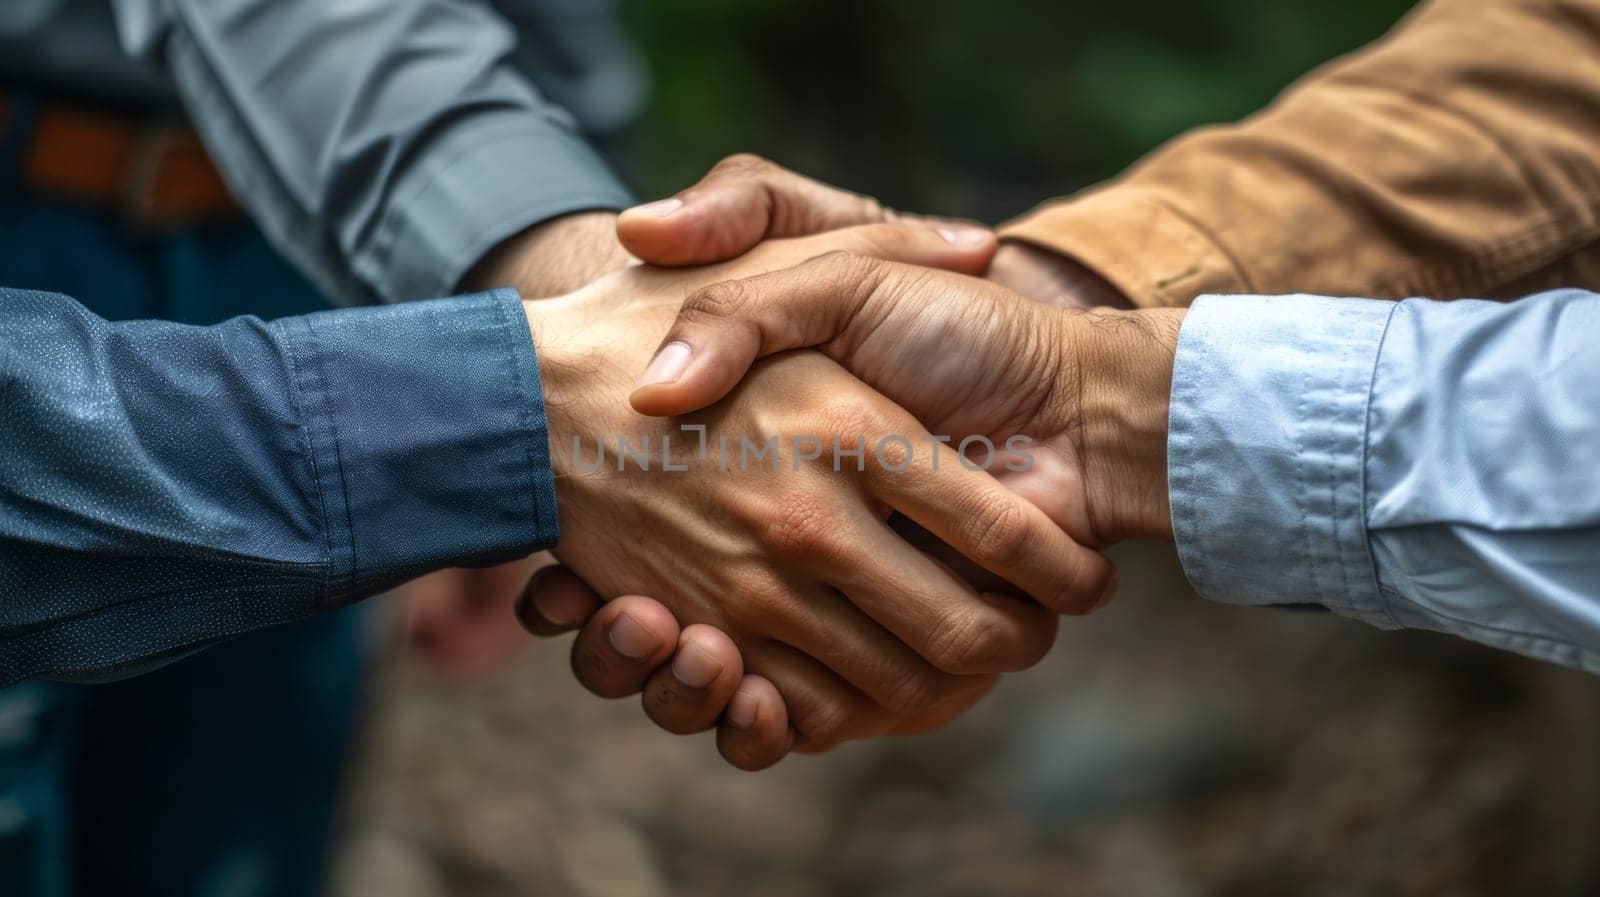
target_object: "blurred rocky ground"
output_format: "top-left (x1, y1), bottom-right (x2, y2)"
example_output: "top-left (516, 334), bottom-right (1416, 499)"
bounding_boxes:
top-left (331, 542), bottom-right (1600, 897)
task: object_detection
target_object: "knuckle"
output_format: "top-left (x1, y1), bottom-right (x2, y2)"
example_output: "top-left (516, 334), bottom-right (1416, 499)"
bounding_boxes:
top-left (867, 429), bottom-right (913, 471)
top-left (878, 665), bottom-right (946, 716)
top-left (894, 675), bottom-right (998, 736)
top-left (961, 499), bottom-right (1032, 570)
top-left (821, 249), bottom-right (885, 284)
top-left (680, 279), bottom-right (753, 325)
top-left (1031, 550), bottom-right (1114, 617)
top-left (858, 194), bottom-right (891, 222)
top-left (712, 152), bottom-right (773, 177)
top-left (1046, 581), bottom-right (1089, 616)
top-left (1053, 563), bottom-right (1112, 617)
top-left (798, 247), bottom-right (850, 270)
top-left (760, 495), bottom-right (835, 559)
top-left (924, 607), bottom-right (1005, 674)
top-left (817, 395), bottom-right (895, 446)
top-left (791, 251), bottom-right (879, 293)
top-left (792, 698), bottom-right (853, 748)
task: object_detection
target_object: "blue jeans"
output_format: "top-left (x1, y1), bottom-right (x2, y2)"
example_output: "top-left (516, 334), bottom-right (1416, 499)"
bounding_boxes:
top-left (0, 184), bottom-right (372, 897)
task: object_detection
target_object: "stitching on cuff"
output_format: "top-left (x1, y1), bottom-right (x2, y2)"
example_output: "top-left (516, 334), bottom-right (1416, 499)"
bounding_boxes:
top-left (492, 296), bottom-right (546, 544)
top-left (273, 319), bottom-right (337, 606)
top-left (1291, 353), bottom-right (1321, 607)
top-left (1328, 309), bottom-right (1364, 617)
top-left (1361, 303), bottom-right (1404, 629)
top-left (299, 316), bottom-right (361, 583)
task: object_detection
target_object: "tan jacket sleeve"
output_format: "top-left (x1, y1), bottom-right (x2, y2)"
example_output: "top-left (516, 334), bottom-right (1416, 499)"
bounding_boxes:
top-left (999, 0), bottom-right (1600, 306)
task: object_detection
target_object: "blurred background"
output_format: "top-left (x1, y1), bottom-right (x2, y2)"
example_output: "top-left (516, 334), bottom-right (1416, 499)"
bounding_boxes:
top-left (620, 0), bottom-right (1421, 221)
top-left (331, 3), bottom-right (1600, 897)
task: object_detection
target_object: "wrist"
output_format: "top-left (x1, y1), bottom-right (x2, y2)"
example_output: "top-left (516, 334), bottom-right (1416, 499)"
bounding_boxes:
top-left (520, 281), bottom-right (682, 549)
top-left (521, 288), bottom-right (605, 417)
top-left (989, 241), bottom-right (1132, 311)
top-left (462, 210), bottom-right (630, 299)
top-left (521, 291), bottom-right (600, 502)
top-left (519, 273), bottom-right (676, 479)
top-left (1068, 307), bottom-right (1184, 543)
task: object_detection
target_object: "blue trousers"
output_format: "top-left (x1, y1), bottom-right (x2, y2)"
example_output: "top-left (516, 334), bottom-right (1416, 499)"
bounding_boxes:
top-left (0, 184), bottom-right (372, 897)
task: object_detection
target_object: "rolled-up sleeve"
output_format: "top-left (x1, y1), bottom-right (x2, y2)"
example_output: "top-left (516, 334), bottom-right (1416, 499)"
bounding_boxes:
top-left (1000, 0), bottom-right (1600, 307)
top-left (108, 0), bottom-right (633, 305)
top-left (0, 287), bottom-right (559, 685)
top-left (1168, 290), bottom-right (1600, 672)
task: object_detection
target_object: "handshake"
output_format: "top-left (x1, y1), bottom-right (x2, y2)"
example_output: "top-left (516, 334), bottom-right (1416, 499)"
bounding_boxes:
top-left (466, 156), bottom-right (1188, 770)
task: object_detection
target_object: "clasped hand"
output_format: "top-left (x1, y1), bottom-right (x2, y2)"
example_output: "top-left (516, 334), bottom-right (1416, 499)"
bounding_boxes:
top-left (516, 157), bottom-right (1178, 770)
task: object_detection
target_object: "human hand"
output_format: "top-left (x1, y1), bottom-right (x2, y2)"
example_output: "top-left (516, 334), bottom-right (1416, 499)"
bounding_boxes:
top-left (631, 254), bottom-right (1183, 550)
top-left (614, 154), bottom-right (1129, 310)
top-left (523, 224), bottom-right (1115, 766)
top-left (614, 154), bottom-right (948, 267)
top-left (519, 157), bottom-right (1131, 765)
top-left (516, 532), bottom-right (1015, 771)
top-left (515, 565), bottom-right (804, 770)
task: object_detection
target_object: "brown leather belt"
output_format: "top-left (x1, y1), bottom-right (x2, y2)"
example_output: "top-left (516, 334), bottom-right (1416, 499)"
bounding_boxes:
top-left (0, 90), bottom-right (241, 229)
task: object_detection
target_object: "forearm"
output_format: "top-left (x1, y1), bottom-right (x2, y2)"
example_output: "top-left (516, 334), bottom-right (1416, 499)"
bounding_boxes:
top-left (123, 0), bottom-right (632, 305)
top-left (0, 287), bottom-right (558, 684)
top-left (1000, 0), bottom-right (1600, 307)
top-left (462, 210), bottom-right (630, 299)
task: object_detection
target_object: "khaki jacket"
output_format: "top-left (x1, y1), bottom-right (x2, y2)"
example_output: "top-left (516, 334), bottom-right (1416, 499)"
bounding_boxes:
top-left (1000, 0), bottom-right (1600, 306)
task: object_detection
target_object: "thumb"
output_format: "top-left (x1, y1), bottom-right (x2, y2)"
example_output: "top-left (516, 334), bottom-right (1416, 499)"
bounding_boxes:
top-left (515, 563), bottom-right (605, 636)
top-left (618, 154), bottom-right (896, 266)
top-left (630, 252), bottom-right (905, 417)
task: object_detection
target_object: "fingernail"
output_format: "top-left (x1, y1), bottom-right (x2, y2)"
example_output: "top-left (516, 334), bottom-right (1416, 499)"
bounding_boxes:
top-left (671, 644), bottom-right (723, 689)
top-left (936, 224), bottom-right (991, 246)
top-left (635, 341), bottom-right (693, 389)
top-left (629, 197), bottom-right (683, 219)
top-left (531, 583), bottom-right (583, 628)
top-left (608, 612), bottom-right (657, 659)
top-left (727, 688), bottom-right (759, 728)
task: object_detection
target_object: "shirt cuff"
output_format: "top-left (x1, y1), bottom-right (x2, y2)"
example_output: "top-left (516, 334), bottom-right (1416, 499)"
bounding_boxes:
top-left (1166, 294), bottom-right (1399, 627)
top-left (270, 289), bottom-right (559, 593)
top-left (357, 113), bottom-right (634, 303)
top-left (998, 185), bottom-right (1249, 308)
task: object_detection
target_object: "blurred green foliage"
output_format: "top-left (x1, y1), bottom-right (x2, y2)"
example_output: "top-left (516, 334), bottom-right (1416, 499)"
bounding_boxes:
top-left (620, 0), bottom-right (1417, 222)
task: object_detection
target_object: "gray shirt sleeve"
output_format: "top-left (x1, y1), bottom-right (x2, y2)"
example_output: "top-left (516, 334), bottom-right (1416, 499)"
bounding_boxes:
top-left (106, 0), bottom-right (634, 305)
